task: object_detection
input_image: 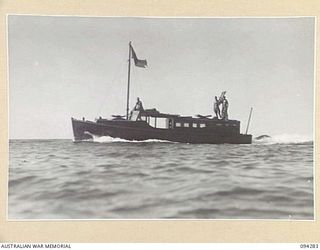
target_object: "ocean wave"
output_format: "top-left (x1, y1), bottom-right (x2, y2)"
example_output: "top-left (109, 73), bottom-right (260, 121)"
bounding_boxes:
top-left (254, 134), bottom-right (313, 144)
top-left (9, 139), bottom-right (314, 219)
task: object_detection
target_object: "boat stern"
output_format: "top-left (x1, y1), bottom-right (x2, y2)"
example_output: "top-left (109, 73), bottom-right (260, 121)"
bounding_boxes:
top-left (237, 134), bottom-right (252, 144)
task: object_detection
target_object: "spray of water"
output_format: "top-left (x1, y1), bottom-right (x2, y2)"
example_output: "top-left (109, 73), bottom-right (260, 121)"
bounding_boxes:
top-left (254, 134), bottom-right (313, 144)
top-left (84, 131), bottom-right (175, 143)
top-left (83, 131), bottom-right (312, 144)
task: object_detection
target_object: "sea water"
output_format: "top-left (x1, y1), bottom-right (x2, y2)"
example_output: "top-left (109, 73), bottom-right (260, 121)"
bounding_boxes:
top-left (8, 135), bottom-right (314, 220)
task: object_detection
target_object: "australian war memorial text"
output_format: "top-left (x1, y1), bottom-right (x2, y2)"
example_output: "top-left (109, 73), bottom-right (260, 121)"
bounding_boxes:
top-left (1, 244), bottom-right (71, 249)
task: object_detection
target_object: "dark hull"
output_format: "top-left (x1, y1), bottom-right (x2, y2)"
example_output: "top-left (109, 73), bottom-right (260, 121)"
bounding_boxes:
top-left (71, 118), bottom-right (252, 144)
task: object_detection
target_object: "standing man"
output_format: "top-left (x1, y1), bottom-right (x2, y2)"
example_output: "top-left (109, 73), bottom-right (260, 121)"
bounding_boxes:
top-left (134, 97), bottom-right (144, 111)
top-left (213, 96), bottom-right (221, 119)
top-left (221, 96), bottom-right (229, 120)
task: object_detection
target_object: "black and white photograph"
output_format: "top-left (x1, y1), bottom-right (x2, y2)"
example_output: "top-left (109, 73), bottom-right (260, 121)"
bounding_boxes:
top-left (8, 15), bottom-right (314, 220)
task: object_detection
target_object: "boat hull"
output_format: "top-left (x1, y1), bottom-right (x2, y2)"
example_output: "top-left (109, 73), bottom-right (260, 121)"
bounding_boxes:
top-left (71, 118), bottom-right (252, 144)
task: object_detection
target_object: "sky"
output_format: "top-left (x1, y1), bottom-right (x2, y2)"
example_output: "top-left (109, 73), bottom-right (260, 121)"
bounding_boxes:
top-left (8, 16), bottom-right (315, 139)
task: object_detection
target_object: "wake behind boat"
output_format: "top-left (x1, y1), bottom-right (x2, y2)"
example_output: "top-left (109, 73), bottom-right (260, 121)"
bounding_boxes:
top-left (71, 42), bottom-right (252, 144)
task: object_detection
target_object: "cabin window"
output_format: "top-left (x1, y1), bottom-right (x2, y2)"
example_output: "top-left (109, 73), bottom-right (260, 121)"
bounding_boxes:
top-left (192, 123), bottom-right (197, 128)
top-left (216, 123), bottom-right (222, 126)
top-left (184, 123), bottom-right (190, 127)
top-left (176, 122), bottom-right (181, 127)
top-left (130, 111), bottom-right (140, 121)
top-left (233, 124), bottom-right (237, 126)
top-left (149, 117), bottom-right (167, 129)
top-left (200, 123), bottom-right (206, 128)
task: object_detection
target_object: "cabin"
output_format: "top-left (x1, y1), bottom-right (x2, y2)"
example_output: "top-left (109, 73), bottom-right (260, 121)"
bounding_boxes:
top-left (124, 108), bottom-right (241, 135)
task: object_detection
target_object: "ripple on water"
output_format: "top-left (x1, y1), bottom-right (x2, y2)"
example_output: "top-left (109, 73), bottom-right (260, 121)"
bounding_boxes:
top-left (8, 139), bottom-right (314, 219)
top-left (9, 175), bottom-right (37, 187)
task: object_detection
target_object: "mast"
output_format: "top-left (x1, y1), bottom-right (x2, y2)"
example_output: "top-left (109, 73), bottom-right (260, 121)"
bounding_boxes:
top-left (245, 107), bottom-right (253, 134)
top-left (126, 41), bottom-right (132, 120)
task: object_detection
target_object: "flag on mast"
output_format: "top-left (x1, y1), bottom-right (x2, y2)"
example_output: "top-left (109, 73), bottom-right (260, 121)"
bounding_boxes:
top-left (130, 44), bottom-right (148, 68)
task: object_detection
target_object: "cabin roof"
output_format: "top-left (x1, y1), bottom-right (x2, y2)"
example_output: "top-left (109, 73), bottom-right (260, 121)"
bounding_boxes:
top-left (141, 108), bottom-right (180, 118)
top-left (141, 108), bottom-right (239, 124)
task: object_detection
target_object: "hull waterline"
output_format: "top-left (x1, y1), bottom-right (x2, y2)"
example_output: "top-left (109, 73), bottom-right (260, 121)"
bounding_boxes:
top-left (71, 118), bottom-right (252, 144)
